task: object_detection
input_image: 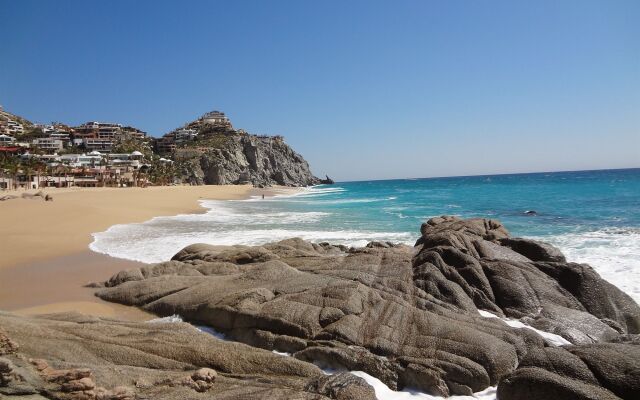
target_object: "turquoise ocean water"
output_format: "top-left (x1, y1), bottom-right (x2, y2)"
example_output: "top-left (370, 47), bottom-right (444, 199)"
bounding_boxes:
top-left (92, 168), bottom-right (640, 302)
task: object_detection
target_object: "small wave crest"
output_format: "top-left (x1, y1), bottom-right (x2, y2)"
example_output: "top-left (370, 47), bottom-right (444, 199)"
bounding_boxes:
top-left (288, 186), bottom-right (347, 198)
top-left (190, 201), bottom-right (332, 224)
top-left (298, 197), bottom-right (395, 205)
top-left (538, 227), bottom-right (640, 303)
top-left (91, 222), bottom-right (415, 264)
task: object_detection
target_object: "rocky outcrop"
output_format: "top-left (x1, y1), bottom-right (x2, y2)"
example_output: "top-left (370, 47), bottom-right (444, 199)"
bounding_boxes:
top-left (0, 312), bottom-right (375, 399)
top-left (179, 133), bottom-right (323, 187)
top-left (4, 216), bottom-right (634, 398)
top-left (95, 217), bottom-right (640, 398)
top-left (319, 175), bottom-right (335, 185)
top-left (498, 341), bottom-right (640, 400)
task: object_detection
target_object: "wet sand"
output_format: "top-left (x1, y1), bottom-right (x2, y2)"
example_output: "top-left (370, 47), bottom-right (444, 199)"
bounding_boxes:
top-left (0, 251), bottom-right (153, 320)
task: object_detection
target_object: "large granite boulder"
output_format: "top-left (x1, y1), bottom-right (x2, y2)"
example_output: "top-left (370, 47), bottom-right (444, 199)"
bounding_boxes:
top-left (95, 217), bottom-right (640, 398)
top-left (0, 311), bottom-right (375, 399)
top-left (414, 216), bottom-right (640, 339)
top-left (498, 342), bottom-right (640, 399)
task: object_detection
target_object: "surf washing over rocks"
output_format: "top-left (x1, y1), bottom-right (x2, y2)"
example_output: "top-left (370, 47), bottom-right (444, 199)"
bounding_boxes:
top-left (149, 314), bottom-right (499, 400)
top-left (87, 216), bottom-right (639, 399)
top-left (91, 168), bottom-right (640, 303)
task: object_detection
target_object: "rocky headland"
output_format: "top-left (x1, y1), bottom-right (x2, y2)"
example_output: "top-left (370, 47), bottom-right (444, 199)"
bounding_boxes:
top-left (2, 216), bottom-right (639, 399)
top-left (173, 118), bottom-right (330, 187)
top-left (177, 133), bottom-right (325, 187)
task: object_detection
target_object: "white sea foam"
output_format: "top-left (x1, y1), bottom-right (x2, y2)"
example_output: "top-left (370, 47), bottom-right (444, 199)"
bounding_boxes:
top-left (148, 314), bottom-right (184, 323)
top-left (286, 186), bottom-right (347, 198)
top-left (90, 186), bottom-right (640, 305)
top-left (478, 310), bottom-right (571, 346)
top-left (91, 223), bottom-right (415, 263)
top-left (196, 325), bottom-right (228, 340)
top-left (537, 227), bottom-right (640, 303)
top-left (149, 317), bottom-right (496, 399)
top-left (350, 371), bottom-right (496, 400)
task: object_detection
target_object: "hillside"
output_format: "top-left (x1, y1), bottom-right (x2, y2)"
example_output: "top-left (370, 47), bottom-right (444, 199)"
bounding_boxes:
top-left (164, 113), bottom-right (330, 187)
top-left (0, 107), bottom-right (33, 128)
top-left (176, 132), bottom-right (324, 187)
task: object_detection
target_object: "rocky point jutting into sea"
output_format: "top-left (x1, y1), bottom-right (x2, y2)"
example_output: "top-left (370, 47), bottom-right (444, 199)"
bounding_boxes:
top-left (173, 111), bottom-right (333, 187)
top-left (2, 216), bottom-right (639, 399)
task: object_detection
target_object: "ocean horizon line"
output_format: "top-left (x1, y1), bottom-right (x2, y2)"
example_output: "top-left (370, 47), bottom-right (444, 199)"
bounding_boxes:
top-left (334, 166), bottom-right (640, 184)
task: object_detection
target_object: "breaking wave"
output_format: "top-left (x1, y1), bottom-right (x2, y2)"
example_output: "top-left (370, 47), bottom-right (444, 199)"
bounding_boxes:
top-left (90, 193), bottom-right (414, 264)
top-left (91, 171), bottom-right (640, 305)
top-left (538, 227), bottom-right (640, 303)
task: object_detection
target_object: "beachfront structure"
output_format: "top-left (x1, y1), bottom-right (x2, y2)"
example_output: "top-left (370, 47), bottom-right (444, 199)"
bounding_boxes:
top-left (42, 174), bottom-right (75, 188)
top-left (0, 150), bottom-right (152, 189)
top-left (0, 176), bottom-right (14, 190)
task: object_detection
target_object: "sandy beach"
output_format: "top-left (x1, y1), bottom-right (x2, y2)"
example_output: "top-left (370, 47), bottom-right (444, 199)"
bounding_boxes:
top-left (0, 184), bottom-right (296, 318)
top-left (0, 185), bottom-right (255, 269)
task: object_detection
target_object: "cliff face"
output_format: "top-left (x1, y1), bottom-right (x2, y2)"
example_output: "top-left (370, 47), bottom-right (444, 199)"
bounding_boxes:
top-left (178, 133), bottom-right (322, 187)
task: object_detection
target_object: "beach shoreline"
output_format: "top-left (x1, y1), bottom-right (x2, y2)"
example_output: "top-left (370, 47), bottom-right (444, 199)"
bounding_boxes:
top-left (0, 184), bottom-right (302, 318)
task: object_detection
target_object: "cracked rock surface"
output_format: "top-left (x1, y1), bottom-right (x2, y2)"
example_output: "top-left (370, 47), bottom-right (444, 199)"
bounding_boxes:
top-left (92, 216), bottom-right (640, 399)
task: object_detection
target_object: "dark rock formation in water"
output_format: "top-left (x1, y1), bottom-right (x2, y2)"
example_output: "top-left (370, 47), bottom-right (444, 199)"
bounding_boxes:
top-left (92, 216), bottom-right (640, 399)
top-left (177, 133), bottom-right (323, 187)
top-left (319, 175), bottom-right (335, 185)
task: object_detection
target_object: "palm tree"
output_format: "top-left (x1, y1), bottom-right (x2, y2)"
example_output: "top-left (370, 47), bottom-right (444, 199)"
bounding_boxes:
top-left (33, 159), bottom-right (45, 189)
top-left (23, 163), bottom-right (34, 190)
top-left (45, 165), bottom-right (54, 188)
top-left (8, 160), bottom-right (19, 190)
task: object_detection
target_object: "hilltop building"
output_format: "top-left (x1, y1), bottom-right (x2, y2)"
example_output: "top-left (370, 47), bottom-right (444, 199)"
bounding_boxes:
top-left (154, 110), bottom-right (234, 154)
top-left (200, 110), bottom-right (231, 127)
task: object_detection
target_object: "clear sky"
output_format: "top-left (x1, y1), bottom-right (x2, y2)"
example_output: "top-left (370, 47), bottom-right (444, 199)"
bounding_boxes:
top-left (1, 0), bottom-right (638, 181)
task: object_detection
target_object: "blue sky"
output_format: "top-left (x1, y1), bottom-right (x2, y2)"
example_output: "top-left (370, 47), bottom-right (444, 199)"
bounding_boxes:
top-left (1, 0), bottom-right (638, 181)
